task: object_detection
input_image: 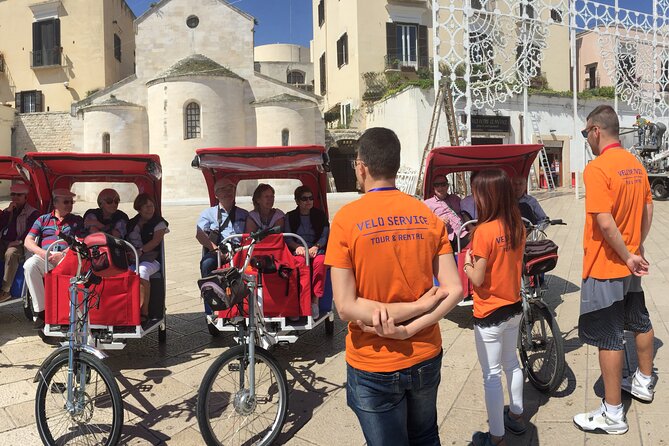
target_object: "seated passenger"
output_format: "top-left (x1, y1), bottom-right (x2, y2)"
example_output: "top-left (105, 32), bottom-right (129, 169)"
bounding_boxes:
top-left (512, 176), bottom-right (548, 226)
top-left (460, 171), bottom-right (479, 221)
top-left (83, 188), bottom-right (129, 238)
top-left (284, 185), bottom-right (329, 319)
top-left (125, 193), bottom-right (169, 324)
top-left (196, 178), bottom-right (249, 278)
top-left (0, 184), bottom-right (40, 303)
top-left (24, 188), bottom-right (83, 329)
top-left (245, 183), bottom-right (285, 232)
top-left (424, 175), bottom-right (469, 252)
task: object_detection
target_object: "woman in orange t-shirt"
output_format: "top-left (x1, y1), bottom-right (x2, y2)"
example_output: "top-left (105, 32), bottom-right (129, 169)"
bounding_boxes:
top-left (463, 169), bottom-right (526, 446)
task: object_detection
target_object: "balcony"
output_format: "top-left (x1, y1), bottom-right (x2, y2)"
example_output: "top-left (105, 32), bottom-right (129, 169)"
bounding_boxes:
top-left (384, 55), bottom-right (430, 72)
top-left (584, 76), bottom-right (600, 90)
top-left (31, 48), bottom-right (62, 69)
top-left (292, 83), bottom-right (314, 93)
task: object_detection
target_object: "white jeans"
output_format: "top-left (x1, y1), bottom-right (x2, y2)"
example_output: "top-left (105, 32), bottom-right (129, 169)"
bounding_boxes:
top-left (24, 254), bottom-right (50, 313)
top-left (474, 313), bottom-right (524, 437)
top-left (130, 260), bottom-right (160, 281)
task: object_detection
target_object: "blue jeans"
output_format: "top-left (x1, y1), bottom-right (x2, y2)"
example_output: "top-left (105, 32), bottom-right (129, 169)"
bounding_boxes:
top-left (347, 350), bottom-right (442, 446)
top-left (200, 252), bottom-right (218, 315)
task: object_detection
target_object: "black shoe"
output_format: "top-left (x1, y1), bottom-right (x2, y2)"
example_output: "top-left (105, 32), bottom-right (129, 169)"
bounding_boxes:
top-left (33, 311), bottom-right (46, 330)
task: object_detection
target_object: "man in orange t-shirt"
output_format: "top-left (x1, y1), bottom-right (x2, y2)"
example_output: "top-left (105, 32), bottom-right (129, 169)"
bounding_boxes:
top-left (573, 105), bottom-right (655, 435)
top-left (325, 127), bottom-right (463, 446)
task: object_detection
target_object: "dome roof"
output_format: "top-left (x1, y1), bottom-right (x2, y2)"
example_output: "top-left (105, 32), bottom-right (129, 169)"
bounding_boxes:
top-left (147, 54), bottom-right (244, 85)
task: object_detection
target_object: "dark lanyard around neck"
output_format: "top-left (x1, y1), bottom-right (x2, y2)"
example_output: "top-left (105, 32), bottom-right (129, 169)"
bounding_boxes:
top-left (368, 187), bottom-right (398, 192)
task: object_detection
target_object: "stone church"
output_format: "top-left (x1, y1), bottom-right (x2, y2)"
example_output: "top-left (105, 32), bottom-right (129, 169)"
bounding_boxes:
top-left (69, 0), bottom-right (323, 200)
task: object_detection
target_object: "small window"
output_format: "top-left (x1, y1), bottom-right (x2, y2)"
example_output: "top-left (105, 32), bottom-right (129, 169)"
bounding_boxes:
top-left (287, 70), bottom-right (305, 84)
top-left (187, 15), bottom-right (199, 29)
top-left (32, 18), bottom-right (61, 67)
top-left (319, 53), bottom-right (326, 95)
top-left (15, 90), bottom-right (43, 113)
top-left (550, 9), bottom-right (562, 23)
top-left (102, 133), bottom-right (111, 153)
top-left (185, 102), bottom-right (201, 139)
top-left (114, 34), bottom-right (121, 62)
top-left (254, 62), bottom-right (261, 72)
top-left (318, 0), bottom-right (325, 27)
top-left (281, 129), bottom-right (289, 146)
top-left (337, 33), bottom-right (348, 68)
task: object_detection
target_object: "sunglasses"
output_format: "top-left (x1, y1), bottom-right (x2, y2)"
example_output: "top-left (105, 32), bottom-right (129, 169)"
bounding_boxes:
top-left (103, 198), bottom-right (120, 204)
top-left (61, 200), bottom-right (74, 205)
top-left (350, 159), bottom-right (366, 169)
top-left (433, 182), bottom-right (449, 187)
top-left (299, 196), bottom-right (314, 202)
top-left (581, 126), bottom-right (596, 138)
top-left (10, 192), bottom-right (26, 197)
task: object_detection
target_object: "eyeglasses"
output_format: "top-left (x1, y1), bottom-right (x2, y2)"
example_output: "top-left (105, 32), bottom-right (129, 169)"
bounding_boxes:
top-left (350, 158), bottom-right (366, 169)
top-left (299, 196), bottom-right (314, 202)
top-left (433, 181), bottom-right (448, 188)
top-left (61, 200), bottom-right (74, 205)
top-left (581, 126), bottom-right (597, 138)
top-left (103, 198), bottom-right (120, 204)
top-left (10, 193), bottom-right (26, 197)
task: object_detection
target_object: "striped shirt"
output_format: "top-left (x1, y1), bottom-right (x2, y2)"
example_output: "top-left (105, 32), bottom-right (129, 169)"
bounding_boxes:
top-left (28, 212), bottom-right (84, 251)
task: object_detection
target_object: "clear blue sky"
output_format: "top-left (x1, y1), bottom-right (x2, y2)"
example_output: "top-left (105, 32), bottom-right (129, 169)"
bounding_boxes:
top-left (126, 0), bottom-right (313, 47)
top-left (125, 0), bottom-right (658, 48)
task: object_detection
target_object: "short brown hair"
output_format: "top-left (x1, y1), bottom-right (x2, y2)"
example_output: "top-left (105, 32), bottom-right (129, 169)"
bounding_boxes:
top-left (294, 185), bottom-right (313, 201)
top-left (586, 105), bottom-right (619, 137)
top-left (356, 127), bottom-right (401, 180)
top-left (252, 183), bottom-right (275, 210)
top-left (133, 193), bottom-right (155, 212)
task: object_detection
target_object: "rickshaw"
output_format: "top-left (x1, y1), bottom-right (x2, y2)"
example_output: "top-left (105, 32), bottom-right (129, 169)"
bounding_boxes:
top-left (192, 145), bottom-right (335, 348)
top-left (0, 156), bottom-right (41, 319)
top-left (423, 144), bottom-right (566, 392)
top-left (23, 152), bottom-right (167, 347)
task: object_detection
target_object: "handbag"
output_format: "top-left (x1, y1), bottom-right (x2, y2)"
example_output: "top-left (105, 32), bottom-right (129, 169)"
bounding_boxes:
top-left (198, 267), bottom-right (249, 311)
top-left (84, 233), bottom-right (129, 277)
top-left (523, 239), bottom-right (559, 276)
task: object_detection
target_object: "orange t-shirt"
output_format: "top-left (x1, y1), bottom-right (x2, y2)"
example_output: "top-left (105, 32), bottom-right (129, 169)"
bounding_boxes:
top-left (582, 147), bottom-right (652, 280)
top-left (324, 189), bottom-right (452, 373)
top-left (470, 220), bottom-right (524, 319)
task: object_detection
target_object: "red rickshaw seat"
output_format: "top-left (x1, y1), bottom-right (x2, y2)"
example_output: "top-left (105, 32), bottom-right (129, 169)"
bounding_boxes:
top-left (216, 234), bottom-right (312, 319)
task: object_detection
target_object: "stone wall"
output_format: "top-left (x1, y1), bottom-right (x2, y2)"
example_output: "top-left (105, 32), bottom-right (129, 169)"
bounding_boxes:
top-left (13, 112), bottom-right (72, 157)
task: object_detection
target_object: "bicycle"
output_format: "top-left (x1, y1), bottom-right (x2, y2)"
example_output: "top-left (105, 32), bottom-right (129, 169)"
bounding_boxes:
top-left (196, 226), bottom-right (296, 446)
top-left (517, 218), bottom-right (566, 393)
top-left (34, 233), bottom-right (130, 445)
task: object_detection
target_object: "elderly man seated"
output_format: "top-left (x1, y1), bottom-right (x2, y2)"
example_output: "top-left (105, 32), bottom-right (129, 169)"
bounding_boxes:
top-left (424, 174), bottom-right (469, 251)
top-left (0, 184), bottom-right (39, 302)
top-left (24, 188), bottom-right (84, 329)
top-left (512, 176), bottom-right (548, 226)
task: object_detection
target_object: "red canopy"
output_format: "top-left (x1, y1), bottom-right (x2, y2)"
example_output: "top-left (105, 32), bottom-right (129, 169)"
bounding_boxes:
top-left (423, 144), bottom-right (543, 198)
top-left (0, 156), bottom-right (40, 210)
top-left (193, 146), bottom-right (330, 217)
top-left (23, 152), bottom-right (162, 213)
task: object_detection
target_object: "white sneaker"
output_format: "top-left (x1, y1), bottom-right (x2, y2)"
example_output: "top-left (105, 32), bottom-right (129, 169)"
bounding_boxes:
top-left (573, 401), bottom-right (628, 435)
top-left (311, 302), bottom-right (320, 320)
top-left (622, 370), bottom-right (657, 402)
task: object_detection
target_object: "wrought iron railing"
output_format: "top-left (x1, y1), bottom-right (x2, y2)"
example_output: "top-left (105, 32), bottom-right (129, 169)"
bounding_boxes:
top-left (384, 55), bottom-right (430, 71)
top-left (31, 48), bottom-right (62, 68)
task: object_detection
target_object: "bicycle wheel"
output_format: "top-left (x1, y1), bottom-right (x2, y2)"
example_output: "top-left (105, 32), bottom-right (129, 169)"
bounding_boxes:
top-left (518, 301), bottom-right (565, 393)
top-left (35, 351), bottom-right (124, 446)
top-left (197, 344), bottom-right (289, 446)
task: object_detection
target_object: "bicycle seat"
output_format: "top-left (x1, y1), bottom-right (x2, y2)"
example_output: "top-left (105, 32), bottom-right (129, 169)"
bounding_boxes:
top-left (250, 255), bottom-right (277, 273)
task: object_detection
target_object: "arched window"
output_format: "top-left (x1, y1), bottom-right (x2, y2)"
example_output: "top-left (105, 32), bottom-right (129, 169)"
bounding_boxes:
top-left (287, 70), bottom-right (305, 85)
top-left (185, 102), bottom-right (201, 139)
top-left (281, 129), bottom-right (289, 146)
top-left (102, 133), bottom-right (110, 153)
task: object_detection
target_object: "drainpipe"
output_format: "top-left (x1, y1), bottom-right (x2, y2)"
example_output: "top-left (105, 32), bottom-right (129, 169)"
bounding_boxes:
top-left (519, 114), bottom-right (524, 144)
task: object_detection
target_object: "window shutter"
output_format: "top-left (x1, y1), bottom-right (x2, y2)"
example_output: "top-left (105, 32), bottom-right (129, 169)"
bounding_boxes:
top-left (54, 19), bottom-right (61, 65)
top-left (337, 38), bottom-right (343, 67)
top-left (15, 92), bottom-right (21, 113)
top-left (36, 91), bottom-right (43, 112)
top-left (386, 23), bottom-right (398, 63)
top-left (32, 22), bottom-right (40, 52)
top-left (418, 25), bottom-right (428, 68)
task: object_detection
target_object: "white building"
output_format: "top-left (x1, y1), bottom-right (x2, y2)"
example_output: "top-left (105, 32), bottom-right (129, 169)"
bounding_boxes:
top-left (69, 0), bottom-right (323, 200)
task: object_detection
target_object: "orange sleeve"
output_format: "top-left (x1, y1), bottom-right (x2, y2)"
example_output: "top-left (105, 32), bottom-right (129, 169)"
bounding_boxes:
top-left (470, 223), bottom-right (492, 260)
top-left (436, 217), bottom-right (453, 255)
top-left (584, 164), bottom-right (613, 214)
top-left (324, 214), bottom-right (352, 269)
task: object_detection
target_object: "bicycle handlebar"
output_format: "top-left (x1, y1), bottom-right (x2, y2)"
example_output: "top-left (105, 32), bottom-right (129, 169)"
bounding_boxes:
top-left (250, 225), bottom-right (282, 242)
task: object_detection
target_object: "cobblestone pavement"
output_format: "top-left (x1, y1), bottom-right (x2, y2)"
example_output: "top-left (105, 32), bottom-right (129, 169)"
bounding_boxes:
top-left (0, 190), bottom-right (667, 445)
